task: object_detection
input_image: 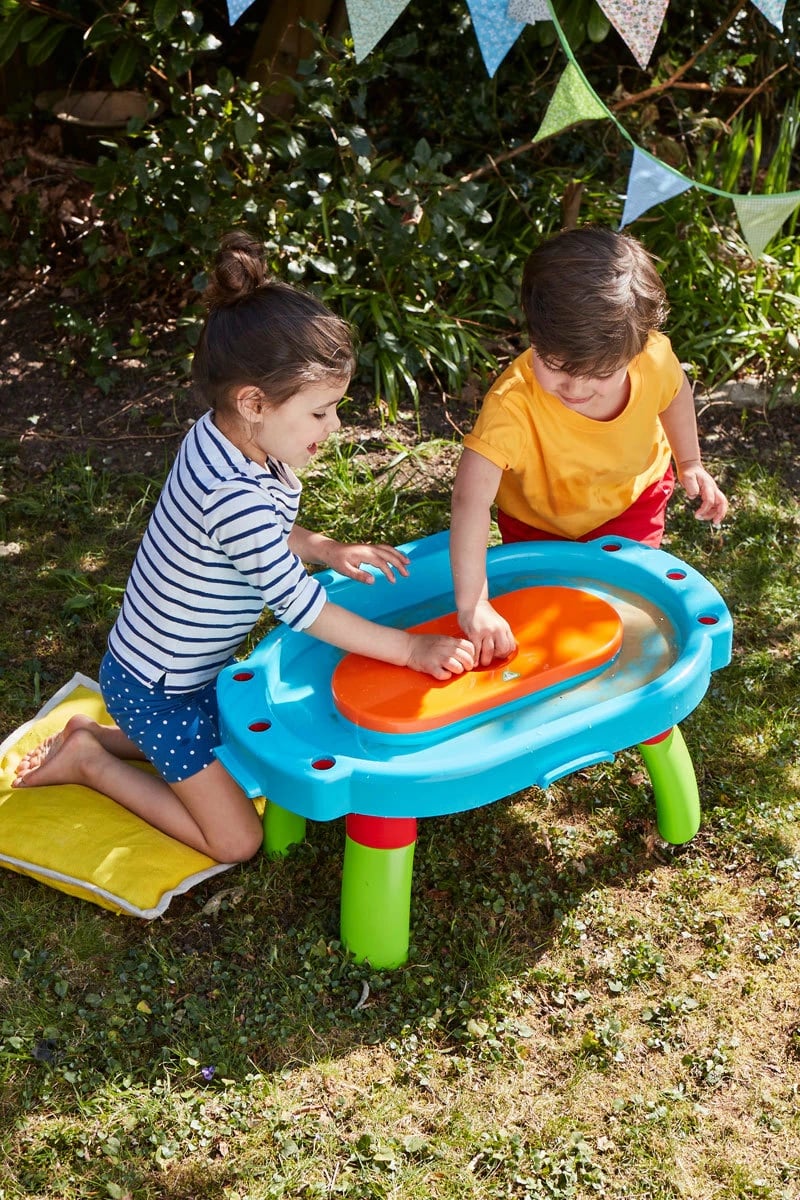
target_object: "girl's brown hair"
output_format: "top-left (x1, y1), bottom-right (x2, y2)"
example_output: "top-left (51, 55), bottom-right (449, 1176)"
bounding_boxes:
top-left (192, 231), bottom-right (356, 409)
top-left (521, 226), bottom-right (668, 377)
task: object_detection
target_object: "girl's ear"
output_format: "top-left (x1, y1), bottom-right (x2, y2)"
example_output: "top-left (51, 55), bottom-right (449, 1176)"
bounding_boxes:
top-left (234, 385), bottom-right (267, 420)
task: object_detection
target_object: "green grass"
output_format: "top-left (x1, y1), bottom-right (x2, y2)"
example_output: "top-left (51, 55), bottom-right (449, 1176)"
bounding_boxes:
top-left (1, 424), bottom-right (799, 1199)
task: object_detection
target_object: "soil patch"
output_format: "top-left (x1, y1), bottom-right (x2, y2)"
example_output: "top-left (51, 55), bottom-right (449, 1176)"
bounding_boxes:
top-left (1, 104), bottom-right (798, 491)
top-left (3, 280), bottom-right (799, 495)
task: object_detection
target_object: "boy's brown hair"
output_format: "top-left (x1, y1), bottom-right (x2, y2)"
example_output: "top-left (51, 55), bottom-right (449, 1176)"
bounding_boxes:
top-left (520, 226), bottom-right (668, 377)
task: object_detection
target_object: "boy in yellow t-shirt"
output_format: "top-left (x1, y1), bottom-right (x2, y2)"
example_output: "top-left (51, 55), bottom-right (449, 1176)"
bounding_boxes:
top-left (450, 225), bottom-right (728, 666)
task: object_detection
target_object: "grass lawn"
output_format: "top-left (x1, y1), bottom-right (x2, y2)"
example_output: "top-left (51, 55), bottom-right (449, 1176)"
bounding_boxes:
top-left (0, 396), bottom-right (798, 1200)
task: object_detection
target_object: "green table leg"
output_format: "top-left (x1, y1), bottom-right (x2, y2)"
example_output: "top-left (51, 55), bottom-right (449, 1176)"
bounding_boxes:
top-left (638, 725), bottom-right (701, 845)
top-left (340, 815), bottom-right (417, 968)
top-left (263, 800), bottom-right (307, 858)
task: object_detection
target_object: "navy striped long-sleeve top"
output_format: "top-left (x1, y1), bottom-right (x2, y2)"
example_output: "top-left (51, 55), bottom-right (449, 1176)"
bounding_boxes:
top-left (107, 410), bottom-right (326, 691)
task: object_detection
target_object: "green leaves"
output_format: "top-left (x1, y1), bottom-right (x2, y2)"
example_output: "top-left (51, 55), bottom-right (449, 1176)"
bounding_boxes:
top-left (153, 0), bottom-right (179, 31)
top-left (0, 3), bottom-right (69, 67)
top-left (109, 40), bottom-right (139, 87)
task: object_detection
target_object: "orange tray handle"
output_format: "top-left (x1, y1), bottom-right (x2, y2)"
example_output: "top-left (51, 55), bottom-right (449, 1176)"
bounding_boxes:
top-left (332, 586), bottom-right (623, 734)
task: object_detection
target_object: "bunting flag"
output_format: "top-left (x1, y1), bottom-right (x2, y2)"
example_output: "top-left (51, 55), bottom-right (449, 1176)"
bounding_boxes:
top-left (226, 0), bottom-right (789, 54)
top-left (597, 0), bottom-right (670, 68)
top-left (533, 61), bottom-right (609, 142)
top-left (219, 0), bottom-right (800, 259)
top-left (507, 0), bottom-right (551, 22)
top-left (541, 4), bottom-right (800, 256)
top-left (466, 0), bottom-right (526, 76)
top-left (750, 0), bottom-right (786, 28)
top-left (619, 146), bottom-right (692, 226)
top-left (345, 0), bottom-right (411, 62)
top-left (226, 0), bottom-right (256, 22)
top-left (733, 193), bottom-right (800, 258)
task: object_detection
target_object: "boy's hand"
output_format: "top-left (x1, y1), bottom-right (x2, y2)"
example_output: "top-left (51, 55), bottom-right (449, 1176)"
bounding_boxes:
top-left (677, 462), bottom-right (728, 525)
top-left (457, 599), bottom-right (517, 667)
top-left (323, 540), bottom-right (411, 584)
top-left (405, 634), bottom-right (475, 680)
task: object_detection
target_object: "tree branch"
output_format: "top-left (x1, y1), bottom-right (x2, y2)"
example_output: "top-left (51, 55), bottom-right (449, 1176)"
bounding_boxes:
top-left (612, 0), bottom-right (749, 112)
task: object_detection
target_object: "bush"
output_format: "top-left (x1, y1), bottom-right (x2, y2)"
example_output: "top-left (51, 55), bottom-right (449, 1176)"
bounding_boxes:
top-left (1, 0), bottom-right (798, 413)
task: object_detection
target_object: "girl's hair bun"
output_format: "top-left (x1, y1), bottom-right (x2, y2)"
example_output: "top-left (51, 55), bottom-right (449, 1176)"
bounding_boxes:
top-left (204, 230), bottom-right (269, 309)
top-left (194, 229), bottom-right (356, 410)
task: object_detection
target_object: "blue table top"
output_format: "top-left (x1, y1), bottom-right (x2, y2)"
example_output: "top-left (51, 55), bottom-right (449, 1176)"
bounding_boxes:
top-left (216, 533), bottom-right (732, 821)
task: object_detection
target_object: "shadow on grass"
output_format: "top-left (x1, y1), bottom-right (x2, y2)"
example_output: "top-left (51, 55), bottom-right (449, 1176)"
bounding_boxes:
top-left (1, 430), bottom-right (798, 1137)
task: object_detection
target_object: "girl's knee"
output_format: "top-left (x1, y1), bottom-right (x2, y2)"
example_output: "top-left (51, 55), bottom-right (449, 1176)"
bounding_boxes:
top-left (64, 713), bottom-right (102, 738)
top-left (210, 823), bottom-right (263, 863)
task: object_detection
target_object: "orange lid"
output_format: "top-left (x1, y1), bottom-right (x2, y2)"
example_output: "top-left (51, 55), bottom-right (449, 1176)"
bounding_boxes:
top-left (332, 586), bottom-right (622, 734)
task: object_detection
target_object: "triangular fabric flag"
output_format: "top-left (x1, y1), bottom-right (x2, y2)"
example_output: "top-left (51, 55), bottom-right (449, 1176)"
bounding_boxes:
top-left (597, 0), bottom-right (669, 69)
top-left (345, 0), bottom-right (411, 63)
top-left (619, 146), bottom-right (693, 226)
top-left (750, 0), bottom-right (785, 29)
top-left (226, 0), bottom-right (257, 22)
top-left (466, 0), bottom-right (526, 77)
top-left (507, 0), bottom-right (550, 22)
top-left (533, 61), bottom-right (609, 143)
top-left (733, 193), bottom-right (799, 258)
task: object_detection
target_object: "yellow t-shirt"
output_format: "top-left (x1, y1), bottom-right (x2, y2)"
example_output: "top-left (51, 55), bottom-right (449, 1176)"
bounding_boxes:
top-left (463, 331), bottom-right (682, 538)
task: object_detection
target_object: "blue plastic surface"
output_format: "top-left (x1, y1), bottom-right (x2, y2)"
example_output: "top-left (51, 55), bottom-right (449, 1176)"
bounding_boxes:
top-left (215, 534), bottom-right (732, 822)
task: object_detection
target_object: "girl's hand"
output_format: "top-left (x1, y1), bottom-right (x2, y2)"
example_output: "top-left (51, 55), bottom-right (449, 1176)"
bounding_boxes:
top-left (677, 462), bottom-right (729, 525)
top-left (457, 599), bottom-right (517, 667)
top-left (406, 634), bottom-right (476, 680)
top-left (324, 540), bottom-right (411, 584)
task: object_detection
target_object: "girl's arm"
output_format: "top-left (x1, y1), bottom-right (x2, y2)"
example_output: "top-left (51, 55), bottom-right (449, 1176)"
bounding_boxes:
top-left (660, 374), bottom-right (728, 524)
top-left (289, 526), bottom-right (410, 584)
top-left (306, 601), bottom-right (474, 680)
top-left (449, 449), bottom-right (517, 665)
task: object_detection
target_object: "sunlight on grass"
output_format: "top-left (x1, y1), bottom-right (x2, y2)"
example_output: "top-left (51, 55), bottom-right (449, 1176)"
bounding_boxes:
top-left (1, 428), bottom-right (799, 1198)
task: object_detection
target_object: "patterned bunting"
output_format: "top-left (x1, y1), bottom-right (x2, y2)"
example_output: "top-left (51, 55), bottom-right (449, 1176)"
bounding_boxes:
top-left (619, 146), bottom-right (692, 227)
top-left (507, 0), bottom-right (550, 22)
top-left (733, 193), bottom-right (800, 258)
top-left (597, 0), bottom-right (669, 69)
top-left (219, 0), bottom-right (800, 259)
top-left (750, 0), bottom-right (786, 28)
top-left (345, 0), bottom-right (411, 62)
top-left (465, 0), bottom-right (526, 77)
top-left (226, 0), bottom-right (257, 22)
top-left (533, 61), bottom-right (609, 143)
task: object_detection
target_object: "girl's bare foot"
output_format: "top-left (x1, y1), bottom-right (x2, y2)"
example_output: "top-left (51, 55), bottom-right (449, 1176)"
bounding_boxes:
top-left (14, 731), bottom-right (65, 778)
top-left (12, 715), bottom-right (105, 788)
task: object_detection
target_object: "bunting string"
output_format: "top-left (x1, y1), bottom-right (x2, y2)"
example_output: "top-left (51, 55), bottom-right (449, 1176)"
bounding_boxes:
top-left (536, 1), bottom-right (799, 256)
top-left (331, 0), bottom-right (787, 72)
top-left (224, 0), bottom-right (797, 256)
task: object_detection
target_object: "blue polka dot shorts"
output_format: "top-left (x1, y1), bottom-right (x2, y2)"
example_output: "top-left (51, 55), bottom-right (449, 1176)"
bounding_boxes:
top-left (99, 650), bottom-right (221, 784)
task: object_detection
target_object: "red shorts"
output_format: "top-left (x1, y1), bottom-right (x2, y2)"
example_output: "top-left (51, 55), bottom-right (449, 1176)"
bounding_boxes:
top-left (497, 466), bottom-right (675, 549)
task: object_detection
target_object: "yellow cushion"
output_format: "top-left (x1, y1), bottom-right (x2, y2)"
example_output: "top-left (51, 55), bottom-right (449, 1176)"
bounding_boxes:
top-left (0, 674), bottom-right (234, 917)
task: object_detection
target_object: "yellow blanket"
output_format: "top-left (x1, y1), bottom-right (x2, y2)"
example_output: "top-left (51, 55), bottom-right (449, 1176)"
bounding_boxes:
top-left (0, 674), bottom-right (234, 918)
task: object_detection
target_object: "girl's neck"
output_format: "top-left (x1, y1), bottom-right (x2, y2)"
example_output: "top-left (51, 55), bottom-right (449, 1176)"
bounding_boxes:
top-left (212, 408), bottom-right (268, 466)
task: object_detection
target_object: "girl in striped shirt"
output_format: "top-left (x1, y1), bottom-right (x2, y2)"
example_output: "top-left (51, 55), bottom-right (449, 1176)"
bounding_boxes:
top-left (12, 231), bottom-right (474, 860)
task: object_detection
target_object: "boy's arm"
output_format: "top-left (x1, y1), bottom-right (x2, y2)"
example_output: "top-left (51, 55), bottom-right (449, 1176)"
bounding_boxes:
top-left (660, 374), bottom-right (728, 524)
top-left (450, 448), bottom-right (517, 665)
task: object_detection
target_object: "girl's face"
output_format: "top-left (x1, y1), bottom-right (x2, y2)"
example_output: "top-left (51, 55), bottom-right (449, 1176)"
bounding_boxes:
top-left (531, 349), bottom-right (630, 421)
top-left (243, 380), bottom-right (346, 468)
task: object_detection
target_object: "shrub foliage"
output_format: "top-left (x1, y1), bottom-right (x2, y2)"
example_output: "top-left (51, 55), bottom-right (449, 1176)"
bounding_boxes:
top-left (1, 0), bottom-right (798, 413)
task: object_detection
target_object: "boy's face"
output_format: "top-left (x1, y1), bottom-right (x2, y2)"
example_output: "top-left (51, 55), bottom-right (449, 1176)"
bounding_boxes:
top-left (531, 349), bottom-right (630, 421)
